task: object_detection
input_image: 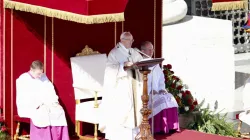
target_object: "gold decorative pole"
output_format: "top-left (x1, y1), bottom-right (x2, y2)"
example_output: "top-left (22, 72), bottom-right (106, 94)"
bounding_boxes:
top-left (135, 67), bottom-right (154, 140)
top-left (51, 17), bottom-right (54, 83)
top-left (153, 0), bottom-right (156, 58)
top-left (44, 16), bottom-right (46, 73)
top-left (114, 22), bottom-right (117, 46)
top-left (94, 91), bottom-right (99, 140)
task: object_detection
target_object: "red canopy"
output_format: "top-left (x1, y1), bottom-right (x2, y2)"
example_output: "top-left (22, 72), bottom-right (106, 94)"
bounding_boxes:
top-left (4, 0), bottom-right (128, 24)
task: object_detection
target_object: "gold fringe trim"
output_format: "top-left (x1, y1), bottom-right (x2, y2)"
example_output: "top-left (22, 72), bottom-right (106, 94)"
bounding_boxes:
top-left (211, 1), bottom-right (248, 11)
top-left (4, 0), bottom-right (125, 24)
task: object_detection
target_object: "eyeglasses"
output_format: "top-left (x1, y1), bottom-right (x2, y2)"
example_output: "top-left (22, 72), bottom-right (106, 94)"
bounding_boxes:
top-left (122, 38), bottom-right (134, 43)
top-left (142, 49), bottom-right (154, 51)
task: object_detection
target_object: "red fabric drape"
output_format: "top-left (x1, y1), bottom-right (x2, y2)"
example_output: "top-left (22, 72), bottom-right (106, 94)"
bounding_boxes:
top-left (8, 0), bottom-right (128, 15)
top-left (0, 0), bottom-right (3, 108)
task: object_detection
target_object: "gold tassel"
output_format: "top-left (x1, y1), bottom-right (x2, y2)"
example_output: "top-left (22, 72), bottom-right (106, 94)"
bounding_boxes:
top-left (211, 0), bottom-right (248, 11)
top-left (4, 0), bottom-right (125, 24)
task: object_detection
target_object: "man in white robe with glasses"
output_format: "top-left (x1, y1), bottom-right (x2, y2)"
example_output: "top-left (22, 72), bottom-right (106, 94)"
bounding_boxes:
top-left (99, 32), bottom-right (144, 140)
top-left (140, 41), bottom-right (180, 134)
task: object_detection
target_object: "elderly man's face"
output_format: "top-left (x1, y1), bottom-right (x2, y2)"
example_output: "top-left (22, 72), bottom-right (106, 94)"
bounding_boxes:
top-left (121, 35), bottom-right (134, 48)
top-left (142, 44), bottom-right (154, 57)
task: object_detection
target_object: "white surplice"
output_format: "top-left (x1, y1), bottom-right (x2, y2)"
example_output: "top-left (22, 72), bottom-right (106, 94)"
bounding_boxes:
top-left (98, 43), bottom-right (143, 140)
top-left (239, 78), bottom-right (250, 125)
top-left (16, 72), bottom-right (68, 127)
top-left (147, 64), bottom-right (178, 118)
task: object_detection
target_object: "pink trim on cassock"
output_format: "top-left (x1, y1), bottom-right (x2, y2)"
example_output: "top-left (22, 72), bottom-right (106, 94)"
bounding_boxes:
top-left (30, 120), bottom-right (70, 140)
top-left (149, 107), bottom-right (180, 134)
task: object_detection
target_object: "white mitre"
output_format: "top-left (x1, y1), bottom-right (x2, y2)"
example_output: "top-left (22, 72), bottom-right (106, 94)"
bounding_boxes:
top-left (163, 0), bottom-right (188, 25)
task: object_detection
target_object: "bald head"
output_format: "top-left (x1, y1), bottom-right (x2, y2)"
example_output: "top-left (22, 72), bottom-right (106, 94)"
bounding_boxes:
top-left (141, 41), bottom-right (154, 57)
top-left (120, 32), bottom-right (134, 48)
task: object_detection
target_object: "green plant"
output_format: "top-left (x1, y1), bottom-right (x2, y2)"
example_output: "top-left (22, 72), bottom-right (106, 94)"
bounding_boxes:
top-left (187, 100), bottom-right (239, 137)
top-left (163, 64), bottom-right (198, 114)
top-left (0, 121), bottom-right (11, 140)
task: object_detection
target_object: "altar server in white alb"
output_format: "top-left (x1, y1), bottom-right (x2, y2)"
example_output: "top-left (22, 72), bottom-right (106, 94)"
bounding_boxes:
top-left (16, 60), bottom-right (69, 140)
top-left (239, 78), bottom-right (250, 125)
top-left (140, 41), bottom-right (180, 134)
top-left (98, 32), bottom-right (144, 140)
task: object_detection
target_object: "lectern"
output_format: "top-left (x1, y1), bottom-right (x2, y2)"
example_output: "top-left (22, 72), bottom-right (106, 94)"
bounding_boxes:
top-left (125, 58), bottom-right (164, 140)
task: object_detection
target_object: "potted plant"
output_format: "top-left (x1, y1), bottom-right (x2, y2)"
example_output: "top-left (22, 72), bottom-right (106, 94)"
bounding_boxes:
top-left (187, 102), bottom-right (239, 137)
top-left (163, 64), bottom-right (198, 128)
top-left (163, 64), bottom-right (239, 137)
top-left (0, 121), bottom-right (11, 140)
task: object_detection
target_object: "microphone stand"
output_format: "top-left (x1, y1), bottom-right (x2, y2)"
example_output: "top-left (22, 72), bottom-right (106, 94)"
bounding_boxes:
top-left (134, 48), bottom-right (152, 59)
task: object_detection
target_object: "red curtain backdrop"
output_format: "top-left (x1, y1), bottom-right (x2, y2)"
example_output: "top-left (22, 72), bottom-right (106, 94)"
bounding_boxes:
top-left (0, 0), bottom-right (4, 108)
top-left (0, 0), bottom-right (3, 109)
top-left (3, 0), bottom-right (162, 137)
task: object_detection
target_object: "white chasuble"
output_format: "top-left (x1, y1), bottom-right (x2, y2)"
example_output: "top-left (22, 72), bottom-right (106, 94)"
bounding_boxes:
top-left (147, 64), bottom-right (178, 118)
top-left (98, 43), bottom-right (143, 139)
top-left (16, 72), bottom-right (67, 127)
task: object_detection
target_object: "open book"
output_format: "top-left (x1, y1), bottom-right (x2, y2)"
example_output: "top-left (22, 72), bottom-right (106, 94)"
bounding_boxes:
top-left (124, 58), bottom-right (164, 70)
top-left (139, 58), bottom-right (163, 62)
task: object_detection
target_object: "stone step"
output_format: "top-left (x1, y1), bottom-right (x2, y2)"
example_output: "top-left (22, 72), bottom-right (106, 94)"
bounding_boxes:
top-left (235, 53), bottom-right (250, 67)
top-left (233, 53), bottom-right (250, 117)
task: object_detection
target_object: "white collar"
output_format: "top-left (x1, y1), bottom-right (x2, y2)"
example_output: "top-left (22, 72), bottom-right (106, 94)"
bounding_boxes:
top-left (118, 42), bottom-right (129, 53)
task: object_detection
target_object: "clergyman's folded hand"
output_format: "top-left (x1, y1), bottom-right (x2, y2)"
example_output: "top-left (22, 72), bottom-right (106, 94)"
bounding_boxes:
top-left (124, 61), bottom-right (133, 67)
top-left (150, 90), bottom-right (158, 95)
top-left (159, 89), bottom-right (167, 94)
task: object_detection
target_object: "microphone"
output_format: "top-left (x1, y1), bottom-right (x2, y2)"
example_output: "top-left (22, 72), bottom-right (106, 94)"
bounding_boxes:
top-left (134, 48), bottom-right (151, 58)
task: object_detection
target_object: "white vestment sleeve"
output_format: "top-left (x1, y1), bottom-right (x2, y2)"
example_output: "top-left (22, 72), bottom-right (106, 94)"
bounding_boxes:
top-left (118, 63), bottom-right (127, 78)
top-left (157, 65), bottom-right (166, 91)
top-left (41, 74), bottom-right (59, 104)
top-left (16, 76), bottom-right (43, 117)
top-left (106, 50), bottom-right (127, 82)
top-left (16, 78), bottom-right (30, 117)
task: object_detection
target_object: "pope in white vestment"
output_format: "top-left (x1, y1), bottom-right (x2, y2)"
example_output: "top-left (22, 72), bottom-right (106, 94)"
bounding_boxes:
top-left (99, 32), bottom-right (143, 140)
top-left (16, 60), bottom-right (69, 140)
top-left (141, 41), bottom-right (180, 134)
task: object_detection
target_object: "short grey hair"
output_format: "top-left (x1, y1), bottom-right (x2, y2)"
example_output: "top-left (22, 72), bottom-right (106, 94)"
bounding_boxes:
top-left (141, 41), bottom-right (153, 50)
top-left (120, 32), bottom-right (132, 40)
top-left (30, 60), bottom-right (43, 70)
